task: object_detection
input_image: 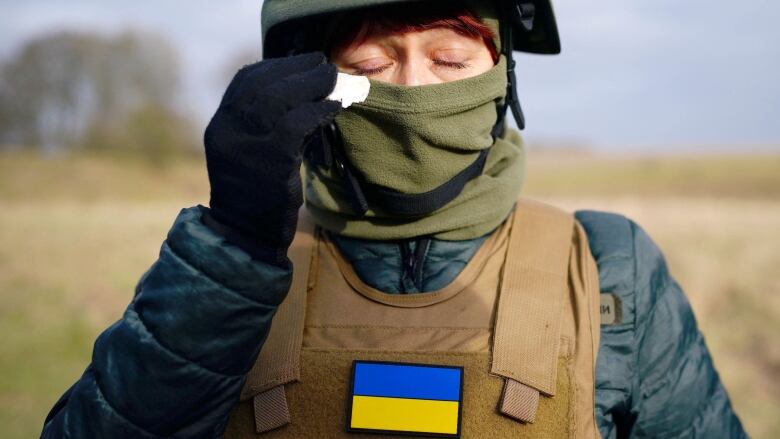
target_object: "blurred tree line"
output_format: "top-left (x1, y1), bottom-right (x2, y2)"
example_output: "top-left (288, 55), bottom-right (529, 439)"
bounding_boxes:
top-left (0, 30), bottom-right (198, 165)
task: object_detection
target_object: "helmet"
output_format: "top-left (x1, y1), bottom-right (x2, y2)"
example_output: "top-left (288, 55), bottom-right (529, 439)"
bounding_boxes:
top-left (261, 0), bottom-right (561, 58)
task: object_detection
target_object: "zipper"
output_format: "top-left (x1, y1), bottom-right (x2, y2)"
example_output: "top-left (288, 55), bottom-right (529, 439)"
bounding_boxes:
top-left (398, 237), bottom-right (432, 293)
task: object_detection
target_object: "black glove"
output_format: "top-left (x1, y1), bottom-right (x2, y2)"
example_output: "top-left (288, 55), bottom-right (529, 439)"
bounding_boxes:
top-left (202, 52), bottom-right (342, 267)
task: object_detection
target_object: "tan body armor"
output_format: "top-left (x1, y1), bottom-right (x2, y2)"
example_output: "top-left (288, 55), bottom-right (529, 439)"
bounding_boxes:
top-left (224, 199), bottom-right (601, 438)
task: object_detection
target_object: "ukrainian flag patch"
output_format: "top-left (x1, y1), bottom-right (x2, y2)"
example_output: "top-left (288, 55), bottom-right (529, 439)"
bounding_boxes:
top-left (347, 360), bottom-right (463, 438)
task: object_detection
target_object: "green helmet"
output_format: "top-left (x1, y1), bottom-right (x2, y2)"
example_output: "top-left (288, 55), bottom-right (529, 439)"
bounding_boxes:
top-left (260, 0), bottom-right (561, 58)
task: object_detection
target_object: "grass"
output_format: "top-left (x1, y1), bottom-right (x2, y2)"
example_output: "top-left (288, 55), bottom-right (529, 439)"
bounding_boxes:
top-left (523, 150), bottom-right (780, 199)
top-left (1, 150), bottom-right (778, 438)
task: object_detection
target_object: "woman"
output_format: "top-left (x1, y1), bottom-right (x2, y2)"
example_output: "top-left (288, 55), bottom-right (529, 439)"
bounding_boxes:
top-left (41, 1), bottom-right (746, 438)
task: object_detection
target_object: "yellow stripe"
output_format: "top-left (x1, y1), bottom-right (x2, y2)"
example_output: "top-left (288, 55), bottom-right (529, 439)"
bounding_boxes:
top-left (350, 395), bottom-right (459, 434)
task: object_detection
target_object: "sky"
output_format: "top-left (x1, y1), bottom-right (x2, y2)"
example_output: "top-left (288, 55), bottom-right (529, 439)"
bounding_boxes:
top-left (1, 0), bottom-right (779, 151)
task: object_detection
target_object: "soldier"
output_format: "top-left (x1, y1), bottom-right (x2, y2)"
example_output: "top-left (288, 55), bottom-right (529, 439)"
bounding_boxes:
top-left (42, 1), bottom-right (747, 438)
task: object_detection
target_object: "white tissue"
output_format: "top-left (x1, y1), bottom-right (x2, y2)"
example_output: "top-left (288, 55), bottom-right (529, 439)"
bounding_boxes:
top-left (327, 73), bottom-right (371, 108)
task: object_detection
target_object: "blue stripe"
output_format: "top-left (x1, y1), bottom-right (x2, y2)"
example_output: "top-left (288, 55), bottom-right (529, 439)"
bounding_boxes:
top-left (352, 362), bottom-right (461, 401)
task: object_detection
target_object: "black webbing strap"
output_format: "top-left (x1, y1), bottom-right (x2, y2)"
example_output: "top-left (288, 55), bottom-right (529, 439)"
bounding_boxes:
top-left (502, 0), bottom-right (530, 130)
top-left (361, 148), bottom-right (490, 217)
top-left (324, 122), bottom-right (491, 217)
top-left (318, 122), bottom-right (494, 217)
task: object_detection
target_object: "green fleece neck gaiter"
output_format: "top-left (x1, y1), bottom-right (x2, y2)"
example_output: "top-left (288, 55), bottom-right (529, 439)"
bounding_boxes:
top-left (305, 57), bottom-right (526, 240)
top-left (337, 57), bottom-right (507, 193)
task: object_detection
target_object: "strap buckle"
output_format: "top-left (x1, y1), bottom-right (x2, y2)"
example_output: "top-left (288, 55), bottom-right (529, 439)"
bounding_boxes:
top-left (514, 2), bottom-right (537, 32)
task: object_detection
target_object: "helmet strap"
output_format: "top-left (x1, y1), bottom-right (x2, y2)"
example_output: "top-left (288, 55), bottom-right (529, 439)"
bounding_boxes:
top-left (500, 1), bottom-right (538, 131)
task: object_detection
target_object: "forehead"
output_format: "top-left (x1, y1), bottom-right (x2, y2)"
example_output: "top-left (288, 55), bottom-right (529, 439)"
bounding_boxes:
top-left (353, 27), bottom-right (482, 47)
top-left (326, 2), bottom-right (496, 54)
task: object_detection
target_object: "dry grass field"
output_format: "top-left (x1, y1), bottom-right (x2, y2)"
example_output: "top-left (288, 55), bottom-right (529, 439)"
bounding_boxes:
top-left (1, 150), bottom-right (778, 438)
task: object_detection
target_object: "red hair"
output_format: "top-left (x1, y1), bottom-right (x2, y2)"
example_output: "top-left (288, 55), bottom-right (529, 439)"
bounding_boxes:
top-left (329, 2), bottom-right (499, 64)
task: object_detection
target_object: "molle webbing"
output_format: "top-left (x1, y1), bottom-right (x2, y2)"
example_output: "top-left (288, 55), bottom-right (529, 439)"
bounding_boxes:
top-left (492, 200), bottom-right (574, 422)
top-left (225, 350), bottom-right (573, 439)
top-left (240, 211), bottom-right (316, 432)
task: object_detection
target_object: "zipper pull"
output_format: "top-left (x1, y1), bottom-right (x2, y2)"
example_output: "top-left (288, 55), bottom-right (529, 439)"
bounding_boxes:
top-left (413, 238), bottom-right (431, 290)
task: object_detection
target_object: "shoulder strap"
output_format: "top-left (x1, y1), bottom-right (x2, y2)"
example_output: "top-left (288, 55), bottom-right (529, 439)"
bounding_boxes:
top-left (492, 198), bottom-right (574, 394)
top-left (239, 208), bottom-right (318, 433)
top-left (492, 199), bottom-right (574, 422)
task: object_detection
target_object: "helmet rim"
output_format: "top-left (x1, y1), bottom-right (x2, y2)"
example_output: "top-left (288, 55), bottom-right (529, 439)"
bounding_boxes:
top-left (260, 0), bottom-right (560, 58)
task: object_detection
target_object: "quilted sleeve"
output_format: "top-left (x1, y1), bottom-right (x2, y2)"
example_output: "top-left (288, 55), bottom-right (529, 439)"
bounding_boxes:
top-left (628, 221), bottom-right (747, 438)
top-left (40, 206), bottom-right (292, 439)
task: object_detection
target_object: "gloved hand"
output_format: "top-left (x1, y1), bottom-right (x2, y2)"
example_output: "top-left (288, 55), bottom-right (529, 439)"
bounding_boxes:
top-left (202, 52), bottom-right (342, 267)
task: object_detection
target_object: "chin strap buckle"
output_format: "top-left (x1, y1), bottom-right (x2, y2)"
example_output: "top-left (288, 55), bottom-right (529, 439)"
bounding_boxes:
top-left (514, 2), bottom-right (537, 32)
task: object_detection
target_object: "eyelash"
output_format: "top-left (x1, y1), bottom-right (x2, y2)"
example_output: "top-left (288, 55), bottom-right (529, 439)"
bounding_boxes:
top-left (434, 60), bottom-right (469, 70)
top-left (353, 60), bottom-right (470, 76)
top-left (354, 65), bottom-right (390, 76)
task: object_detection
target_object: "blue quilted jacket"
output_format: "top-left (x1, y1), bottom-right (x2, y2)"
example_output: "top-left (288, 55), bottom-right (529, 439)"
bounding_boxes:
top-left (41, 205), bottom-right (747, 438)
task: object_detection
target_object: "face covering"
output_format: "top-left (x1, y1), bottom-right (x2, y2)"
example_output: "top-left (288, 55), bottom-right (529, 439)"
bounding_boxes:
top-left (305, 56), bottom-right (526, 241)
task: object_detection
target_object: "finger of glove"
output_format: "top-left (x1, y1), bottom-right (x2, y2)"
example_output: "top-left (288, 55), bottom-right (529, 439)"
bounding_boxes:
top-left (227, 52), bottom-right (328, 109)
top-left (243, 63), bottom-right (338, 133)
top-left (221, 64), bottom-right (257, 107)
top-left (271, 100), bottom-right (343, 150)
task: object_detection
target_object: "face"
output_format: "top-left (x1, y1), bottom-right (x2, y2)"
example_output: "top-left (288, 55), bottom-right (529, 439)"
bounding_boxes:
top-left (331, 27), bottom-right (495, 86)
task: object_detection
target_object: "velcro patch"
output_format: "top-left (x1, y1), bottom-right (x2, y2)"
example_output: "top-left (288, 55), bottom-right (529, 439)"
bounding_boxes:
top-left (600, 293), bottom-right (623, 325)
top-left (347, 361), bottom-right (463, 438)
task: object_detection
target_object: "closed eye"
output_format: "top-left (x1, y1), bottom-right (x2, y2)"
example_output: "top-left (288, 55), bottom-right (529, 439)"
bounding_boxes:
top-left (353, 64), bottom-right (392, 76)
top-left (433, 60), bottom-right (469, 70)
